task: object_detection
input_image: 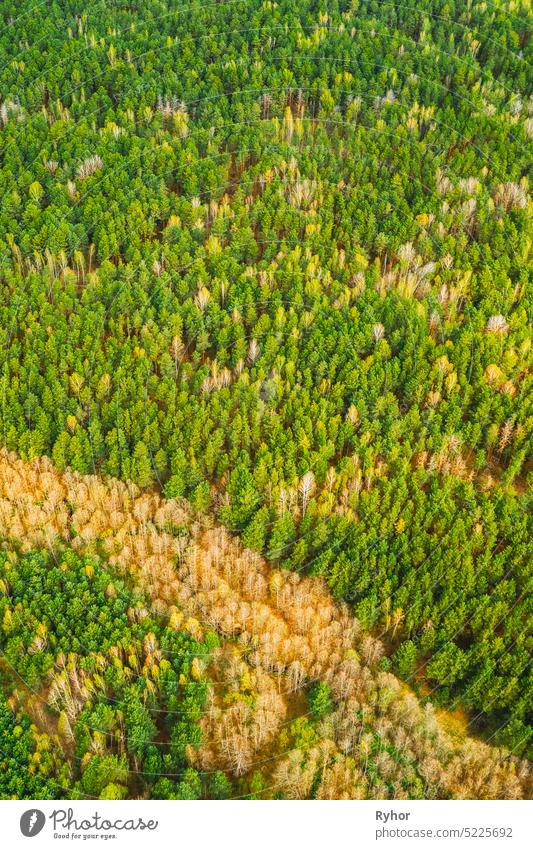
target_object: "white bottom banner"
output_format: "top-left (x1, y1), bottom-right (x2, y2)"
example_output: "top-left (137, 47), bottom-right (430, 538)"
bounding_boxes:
top-left (1, 800), bottom-right (531, 849)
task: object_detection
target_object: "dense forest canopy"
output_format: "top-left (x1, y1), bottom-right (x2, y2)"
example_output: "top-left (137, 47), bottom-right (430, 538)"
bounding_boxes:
top-left (0, 450), bottom-right (530, 800)
top-left (0, 0), bottom-right (531, 799)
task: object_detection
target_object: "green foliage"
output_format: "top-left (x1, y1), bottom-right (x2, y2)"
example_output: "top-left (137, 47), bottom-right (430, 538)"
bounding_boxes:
top-left (0, 547), bottom-right (219, 799)
top-left (393, 641), bottom-right (418, 680)
top-left (79, 755), bottom-right (129, 798)
top-left (242, 506), bottom-right (269, 553)
top-left (208, 771), bottom-right (233, 800)
top-left (0, 696), bottom-right (63, 799)
top-left (221, 465), bottom-right (261, 528)
top-left (0, 0), bottom-right (531, 782)
top-left (309, 682), bottom-right (333, 720)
